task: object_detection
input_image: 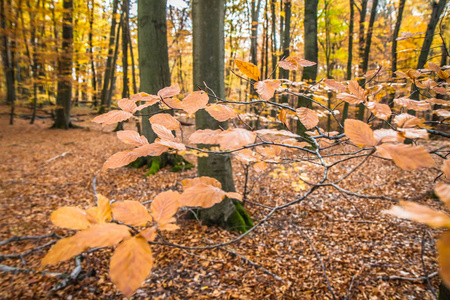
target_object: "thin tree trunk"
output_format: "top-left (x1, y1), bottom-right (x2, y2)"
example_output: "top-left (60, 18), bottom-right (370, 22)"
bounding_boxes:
top-left (53, 0), bottom-right (73, 129)
top-left (128, 23), bottom-right (137, 94)
top-left (99, 0), bottom-right (119, 114)
top-left (250, 0), bottom-right (262, 67)
top-left (88, 0), bottom-right (97, 107)
top-left (1, 0), bottom-right (16, 112)
top-left (106, 11), bottom-right (123, 110)
top-left (341, 0), bottom-right (354, 131)
top-left (270, 0), bottom-right (277, 73)
top-left (122, 0), bottom-right (129, 99)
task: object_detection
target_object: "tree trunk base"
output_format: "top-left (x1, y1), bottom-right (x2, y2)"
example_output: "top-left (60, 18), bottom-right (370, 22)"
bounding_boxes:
top-left (440, 281), bottom-right (450, 300)
top-left (129, 153), bottom-right (194, 175)
top-left (193, 198), bottom-right (253, 233)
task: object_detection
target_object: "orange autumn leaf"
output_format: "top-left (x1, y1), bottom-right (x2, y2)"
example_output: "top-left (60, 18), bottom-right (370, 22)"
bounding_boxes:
top-left (443, 160), bottom-right (450, 179)
top-left (225, 192), bottom-right (242, 201)
top-left (348, 80), bottom-right (366, 101)
top-left (103, 150), bottom-right (138, 170)
top-left (253, 161), bottom-right (267, 172)
top-left (218, 128), bottom-right (256, 150)
top-left (344, 119), bottom-right (376, 148)
top-left (51, 207), bottom-right (92, 230)
top-left (189, 129), bottom-right (222, 144)
top-left (152, 124), bottom-right (175, 141)
top-left (398, 128), bottom-right (429, 139)
top-left (181, 90), bottom-right (209, 114)
top-left (85, 194), bottom-right (112, 224)
top-left (323, 79), bottom-right (347, 93)
top-left (296, 107), bottom-right (319, 129)
top-left (156, 138), bottom-right (186, 151)
top-left (110, 236), bottom-right (153, 298)
top-left (386, 201), bottom-right (450, 228)
top-left (438, 232), bottom-right (450, 289)
top-left (254, 80), bottom-right (281, 101)
top-left (139, 227), bottom-right (157, 242)
top-left (367, 102), bottom-right (391, 120)
top-left (278, 109), bottom-right (289, 128)
top-left (393, 113), bottom-right (423, 128)
top-left (149, 113), bottom-right (180, 130)
top-left (131, 143), bottom-right (169, 157)
top-left (117, 130), bottom-right (148, 147)
top-left (336, 93), bottom-right (364, 104)
top-left (161, 97), bottom-right (183, 109)
top-left (118, 98), bottom-right (137, 113)
top-left (180, 183), bottom-right (227, 208)
top-left (435, 183), bottom-right (450, 207)
top-left (205, 104), bottom-right (237, 122)
top-left (112, 200), bottom-right (152, 226)
top-left (92, 110), bottom-right (134, 127)
top-left (278, 56), bottom-right (316, 70)
top-left (235, 60), bottom-right (260, 81)
top-left (42, 223), bottom-right (130, 266)
top-left (373, 129), bottom-right (404, 144)
top-left (182, 176), bottom-right (223, 189)
top-left (394, 97), bottom-right (431, 111)
top-left (157, 84), bottom-right (180, 99)
top-left (375, 143), bottom-right (436, 170)
top-left (150, 191), bottom-right (181, 226)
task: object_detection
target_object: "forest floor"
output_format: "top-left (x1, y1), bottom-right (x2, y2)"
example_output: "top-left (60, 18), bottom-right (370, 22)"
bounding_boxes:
top-left (0, 106), bottom-right (448, 299)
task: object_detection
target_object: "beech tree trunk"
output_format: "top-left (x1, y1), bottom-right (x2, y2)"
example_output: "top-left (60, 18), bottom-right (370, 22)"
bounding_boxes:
top-left (341, 0), bottom-right (354, 131)
top-left (1, 0), bottom-right (16, 115)
top-left (52, 0), bottom-right (73, 129)
top-left (193, 0), bottom-right (252, 232)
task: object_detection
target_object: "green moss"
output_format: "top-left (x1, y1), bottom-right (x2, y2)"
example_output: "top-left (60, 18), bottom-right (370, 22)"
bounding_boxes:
top-left (145, 157), bottom-right (161, 176)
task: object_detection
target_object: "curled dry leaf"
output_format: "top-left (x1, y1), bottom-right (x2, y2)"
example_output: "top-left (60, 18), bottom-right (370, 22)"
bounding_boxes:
top-left (131, 143), bottom-right (169, 157)
top-left (253, 161), bottom-right (267, 172)
top-left (112, 200), bottom-right (152, 226)
top-left (182, 176), bottom-right (222, 189)
top-left (156, 138), bottom-right (186, 151)
top-left (157, 84), bottom-right (180, 99)
top-left (161, 97), bottom-right (183, 109)
top-left (348, 80), bottom-right (366, 101)
top-left (235, 60), bottom-right (260, 81)
top-left (189, 129), bottom-right (222, 144)
top-left (433, 86), bottom-right (448, 95)
top-left (149, 113), bottom-right (180, 130)
top-left (182, 91), bottom-right (209, 114)
top-left (443, 160), bottom-right (450, 179)
top-left (296, 107), bottom-right (319, 130)
top-left (42, 223), bottom-right (131, 266)
top-left (118, 98), bottom-right (137, 113)
top-left (323, 79), bottom-right (347, 93)
top-left (150, 191), bottom-right (181, 226)
top-left (255, 129), bottom-right (299, 138)
top-left (394, 97), bottom-right (431, 111)
top-left (438, 232), bottom-right (450, 290)
top-left (205, 104), bottom-right (237, 122)
top-left (254, 80), bottom-right (281, 101)
top-left (428, 62), bottom-right (441, 73)
top-left (375, 143), bottom-right (436, 170)
top-left (86, 194), bottom-right (112, 224)
top-left (373, 129), bottom-right (405, 144)
top-left (152, 124), bottom-right (175, 141)
top-left (344, 119), bottom-right (376, 148)
top-left (234, 149), bottom-right (261, 164)
top-left (92, 110), bottom-right (134, 127)
top-left (393, 113), bottom-right (422, 128)
top-left (278, 109), bottom-right (289, 128)
top-left (110, 236), bottom-right (153, 298)
top-left (103, 150), bottom-right (138, 170)
top-left (367, 102), bottom-right (391, 120)
top-left (278, 56), bottom-right (316, 70)
top-left (51, 207), bottom-right (91, 230)
top-left (435, 109), bottom-right (450, 118)
top-left (117, 130), bottom-right (148, 147)
top-left (336, 93), bottom-right (364, 104)
top-left (218, 128), bottom-right (256, 150)
top-left (386, 201), bottom-right (450, 228)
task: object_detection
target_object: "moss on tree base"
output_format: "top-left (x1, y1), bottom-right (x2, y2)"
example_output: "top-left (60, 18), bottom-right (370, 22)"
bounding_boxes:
top-left (128, 153), bottom-right (194, 175)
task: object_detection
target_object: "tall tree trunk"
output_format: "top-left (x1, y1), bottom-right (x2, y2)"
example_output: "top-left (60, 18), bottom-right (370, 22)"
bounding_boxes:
top-left (122, 0), bottom-right (129, 99)
top-left (391, 0), bottom-right (405, 75)
top-left (357, 0), bottom-right (378, 121)
top-left (417, 0), bottom-right (447, 69)
top-left (88, 0), bottom-right (97, 108)
top-left (106, 11), bottom-right (123, 110)
top-left (138, 0), bottom-right (171, 143)
top-left (99, 0), bottom-right (119, 114)
top-left (297, 0), bottom-right (318, 137)
top-left (341, 0), bottom-right (354, 131)
top-left (250, 0), bottom-right (262, 67)
top-left (270, 0), bottom-right (277, 73)
top-left (279, 0), bottom-right (291, 83)
top-left (0, 0), bottom-right (16, 112)
top-left (52, 0), bottom-right (73, 129)
top-left (193, 0), bottom-right (252, 232)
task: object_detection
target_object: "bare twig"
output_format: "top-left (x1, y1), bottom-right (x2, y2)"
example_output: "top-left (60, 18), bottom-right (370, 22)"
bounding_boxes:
top-left (0, 264), bottom-right (65, 278)
top-left (46, 152), bottom-right (72, 163)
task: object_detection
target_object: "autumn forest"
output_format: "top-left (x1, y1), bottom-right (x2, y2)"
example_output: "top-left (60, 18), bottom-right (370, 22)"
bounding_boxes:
top-left (0, 0), bottom-right (450, 298)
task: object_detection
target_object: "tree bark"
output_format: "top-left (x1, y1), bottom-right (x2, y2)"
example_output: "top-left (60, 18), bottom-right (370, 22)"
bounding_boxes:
top-left (88, 0), bottom-right (97, 108)
top-left (192, 0), bottom-right (252, 232)
top-left (341, 0), bottom-right (354, 131)
top-left (0, 0), bottom-right (16, 113)
top-left (52, 0), bottom-right (73, 129)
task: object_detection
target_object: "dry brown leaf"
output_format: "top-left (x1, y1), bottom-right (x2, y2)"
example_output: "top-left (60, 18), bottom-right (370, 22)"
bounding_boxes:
top-left (323, 79), bottom-right (347, 93)
top-left (182, 177), bottom-right (222, 189)
top-left (152, 124), bottom-right (175, 141)
top-left (367, 102), bottom-right (391, 120)
top-left (117, 130), bottom-right (148, 147)
top-left (253, 161), bottom-right (267, 172)
top-left (149, 113), bottom-right (181, 130)
top-left (181, 91), bottom-right (209, 114)
top-left (157, 84), bottom-right (180, 99)
top-left (373, 129), bottom-right (405, 144)
top-left (348, 80), bottom-right (365, 101)
top-left (235, 60), bottom-right (260, 81)
top-left (112, 200), bottom-right (152, 226)
top-left (436, 183), bottom-right (450, 207)
top-left (218, 128), bottom-right (256, 150)
top-left (118, 98), bottom-right (137, 113)
top-left (375, 143), bottom-right (436, 170)
top-left (296, 107), bottom-right (319, 129)
top-left (92, 110), bottom-right (134, 127)
top-left (394, 97), bottom-right (431, 111)
top-left (435, 109), bottom-right (450, 118)
top-left (50, 207), bottom-right (91, 230)
top-left (205, 104), bottom-right (237, 122)
top-left (428, 62), bottom-right (441, 73)
top-left (161, 97), bottom-right (183, 109)
top-left (443, 160), bottom-right (450, 179)
top-left (336, 93), bottom-right (364, 104)
top-left (344, 119), bottom-right (376, 148)
top-left (180, 184), bottom-right (226, 208)
top-left (189, 129), bottom-right (222, 144)
top-left (254, 80), bottom-right (281, 101)
top-left (150, 191), bottom-right (181, 226)
top-left (386, 201), bottom-right (450, 227)
top-left (438, 232), bottom-right (450, 289)
top-left (393, 113), bottom-right (423, 128)
top-left (110, 236), bottom-right (153, 298)
top-left (103, 150), bottom-right (138, 170)
top-left (278, 109), bottom-right (289, 128)
top-left (398, 128), bottom-right (429, 139)
top-left (131, 143), bottom-right (169, 157)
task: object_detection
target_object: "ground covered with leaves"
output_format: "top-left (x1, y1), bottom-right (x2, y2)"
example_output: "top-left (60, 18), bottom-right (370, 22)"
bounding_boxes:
top-left (0, 110), bottom-right (447, 299)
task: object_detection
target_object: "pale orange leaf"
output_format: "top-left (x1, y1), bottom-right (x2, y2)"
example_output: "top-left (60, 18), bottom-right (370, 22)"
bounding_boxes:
top-left (181, 91), bottom-right (209, 114)
top-left (398, 128), bottom-right (429, 139)
top-left (218, 128), bottom-right (256, 150)
top-left (150, 191), bottom-right (181, 226)
top-left (348, 80), bottom-right (365, 100)
top-left (131, 143), bottom-right (169, 157)
top-left (156, 138), bottom-right (186, 151)
top-left (85, 194), bottom-right (112, 224)
top-left (344, 119), bottom-right (376, 148)
top-left (336, 93), bottom-right (364, 104)
top-left (189, 129), bottom-right (222, 144)
top-left (180, 183), bottom-right (226, 208)
top-left (182, 176), bottom-right (222, 189)
top-left (205, 104), bottom-right (237, 122)
top-left (157, 84), bottom-right (180, 99)
top-left (118, 98), bottom-right (137, 113)
top-left (443, 160), bottom-right (450, 179)
top-left (110, 236), bottom-right (153, 298)
top-left (253, 161), bottom-right (267, 172)
top-left (278, 109), bottom-right (288, 128)
top-left (103, 150), bottom-right (138, 170)
top-left (92, 110), bottom-right (134, 127)
top-left (436, 183), bottom-right (450, 207)
top-left (225, 192), bottom-right (242, 201)
top-left (296, 107), bottom-right (319, 129)
top-left (394, 97), bottom-right (431, 111)
top-left (438, 232), bottom-right (450, 289)
top-left (323, 79), bottom-right (347, 93)
top-left (117, 130), bottom-right (148, 147)
top-left (393, 113), bottom-right (423, 128)
top-left (161, 97), bottom-right (183, 109)
top-left (51, 207), bottom-right (91, 230)
top-left (435, 109), bottom-right (450, 118)
top-left (255, 129), bottom-right (299, 138)
top-left (112, 200), bottom-right (152, 226)
top-left (428, 62), bottom-right (441, 73)
top-left (386, 201), bottom-right (450, 228)
top-left (149, 113), bottom-right (180, 130)
top-left (373, 129), bottom-right (404, 144)
top-left (235, 60), bottom-right (260, 81)
top-left (139, 227), bottom-right (157, 242)
top-left (375, 143), bottom-right (436, 170)
top-left (151, 124), bottom-right (175, 141)
top-left (367, 102), bottom-right (391, 120)
top-left (254, 80), bottom-right (281, 101)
